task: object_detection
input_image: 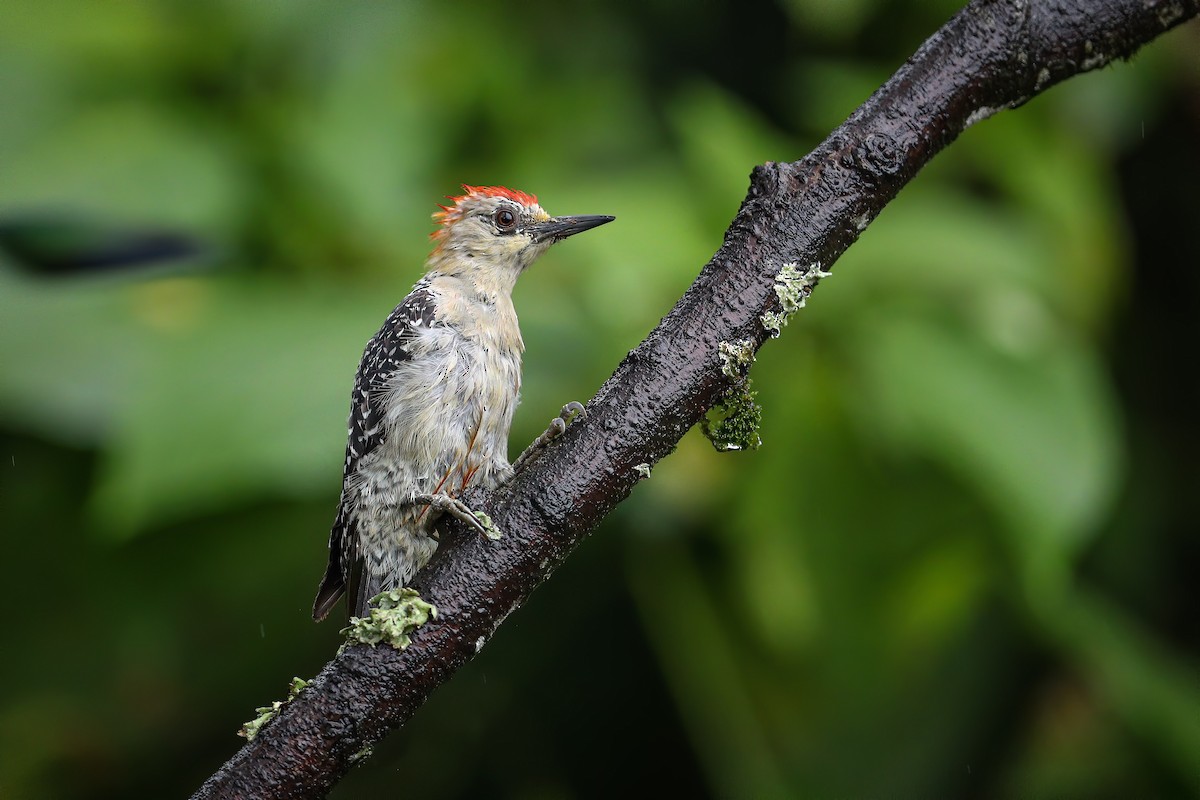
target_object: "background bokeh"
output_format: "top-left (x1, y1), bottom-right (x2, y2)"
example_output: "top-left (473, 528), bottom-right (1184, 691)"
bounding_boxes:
top-left (1, 1), bottom-right (1198, 798)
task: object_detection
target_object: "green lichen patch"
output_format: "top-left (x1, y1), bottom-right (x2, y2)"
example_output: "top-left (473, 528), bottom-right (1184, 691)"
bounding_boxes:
top-left (702, 385), bottom-right (763, 452)
top-left (761, 261), bottom-right (831, 337)
top-left (718, 339), bottom-right (756, 380)
top-left (474, 510), bottom-right (503, 541)
top-left (349, 744), bottom-right (375, 765)
top-left (341, 589), bottom-right (438, 650)
top-left (240, 704), bottom-right (277, 741)
top-left (239, 677), bottom-right (309, 741)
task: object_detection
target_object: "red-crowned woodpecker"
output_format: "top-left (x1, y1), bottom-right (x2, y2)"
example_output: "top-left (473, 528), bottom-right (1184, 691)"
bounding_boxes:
top-left (313, 186), bottom-right (614, 621)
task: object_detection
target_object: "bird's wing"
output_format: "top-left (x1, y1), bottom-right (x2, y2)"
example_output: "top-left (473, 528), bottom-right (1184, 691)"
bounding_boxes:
top-left (312, 280), bottom-right (440, 621)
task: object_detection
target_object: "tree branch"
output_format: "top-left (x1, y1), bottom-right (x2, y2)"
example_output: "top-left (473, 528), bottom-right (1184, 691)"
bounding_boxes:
top-left (192, 1), bottom-right (1199, 797)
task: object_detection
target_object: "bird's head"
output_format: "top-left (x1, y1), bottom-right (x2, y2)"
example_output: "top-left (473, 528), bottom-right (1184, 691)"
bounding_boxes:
top-left (429, 186), bottom-right (613, 280)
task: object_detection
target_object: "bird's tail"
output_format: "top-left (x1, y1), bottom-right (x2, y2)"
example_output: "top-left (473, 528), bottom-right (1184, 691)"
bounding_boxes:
top-left (351, 569), bottom-right (388, 619)
top-left (312, 561), bottom-right (346, 622)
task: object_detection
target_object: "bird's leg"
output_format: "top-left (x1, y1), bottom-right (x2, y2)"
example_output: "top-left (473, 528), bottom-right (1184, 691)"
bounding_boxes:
top-left (512, 401), bottom-right (587, 473)
top-left (410, 493), bottom-right (501, 540)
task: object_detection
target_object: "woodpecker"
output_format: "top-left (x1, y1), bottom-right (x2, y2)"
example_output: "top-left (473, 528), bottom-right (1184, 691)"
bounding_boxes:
top-left (313, 185), bottom-right (614, 621)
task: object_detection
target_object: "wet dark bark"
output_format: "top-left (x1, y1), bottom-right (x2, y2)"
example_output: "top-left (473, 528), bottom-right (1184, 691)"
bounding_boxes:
top-left (192, 1), bottom-right (1199, 797)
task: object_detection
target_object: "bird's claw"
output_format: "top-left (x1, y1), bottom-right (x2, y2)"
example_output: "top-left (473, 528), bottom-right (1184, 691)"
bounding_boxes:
top-left (512, 400), bottom-right (587, 472)
top-left (559, 401), bottom-right (586, 426)
top-left (539, 401), bottom-right (586, 444)
top-left (411, 493), bottom-right (489, 537)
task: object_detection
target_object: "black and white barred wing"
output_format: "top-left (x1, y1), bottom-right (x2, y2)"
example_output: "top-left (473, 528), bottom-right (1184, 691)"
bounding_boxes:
top-left (312, 280), bottom-right (439, 621)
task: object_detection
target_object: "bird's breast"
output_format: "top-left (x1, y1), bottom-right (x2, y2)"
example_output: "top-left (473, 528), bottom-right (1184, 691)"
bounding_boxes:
top-left (375, 316), bottom-right (522, 495)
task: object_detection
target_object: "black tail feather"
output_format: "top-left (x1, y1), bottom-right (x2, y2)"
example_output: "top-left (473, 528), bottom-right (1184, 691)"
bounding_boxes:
top-left (312, 564), bottom-right (346, 622)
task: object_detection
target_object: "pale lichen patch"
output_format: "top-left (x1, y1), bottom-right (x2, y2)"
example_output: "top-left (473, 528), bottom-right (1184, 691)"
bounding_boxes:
top-left (473, 510), bottom-right (502, 540)
top-left (239, 677), bottom-right (310, 741)
top-left (718, 339), bottom-right (756, 379)
top-left (341, 589), bottom-right (437, 650)
top-left (349, 744), bottom-right (375, 765)
top-left (965, 106), bottom-right (1002, 128)
top-left (760, 261), bottom-right (831, 338)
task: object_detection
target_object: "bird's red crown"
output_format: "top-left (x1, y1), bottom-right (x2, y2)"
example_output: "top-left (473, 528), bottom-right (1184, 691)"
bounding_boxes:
top-left (432, 185), bottom-right (539, 237)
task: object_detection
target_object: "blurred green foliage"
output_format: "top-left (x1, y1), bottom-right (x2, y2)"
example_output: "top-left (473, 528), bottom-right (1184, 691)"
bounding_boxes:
top-left (1, 1), bottom-right (1198, 798)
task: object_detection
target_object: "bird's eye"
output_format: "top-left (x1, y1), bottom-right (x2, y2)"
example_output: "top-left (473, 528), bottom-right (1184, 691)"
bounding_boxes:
top-left (493, 207), bottom-right (518, 233)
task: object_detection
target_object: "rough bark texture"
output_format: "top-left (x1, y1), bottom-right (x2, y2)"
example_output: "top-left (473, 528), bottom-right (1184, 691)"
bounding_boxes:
top-left (193, 1), bottom-right (1199, 797)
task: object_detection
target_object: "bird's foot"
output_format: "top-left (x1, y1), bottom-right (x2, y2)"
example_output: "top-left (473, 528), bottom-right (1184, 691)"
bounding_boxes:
top-left (512, 401), bottom-right (587, 472)
top-left (411, 493), bottom-right (502, 540)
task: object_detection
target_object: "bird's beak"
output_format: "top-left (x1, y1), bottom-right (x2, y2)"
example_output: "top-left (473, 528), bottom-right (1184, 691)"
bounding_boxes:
top-left (529, 214), bottom-right (615, 244)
